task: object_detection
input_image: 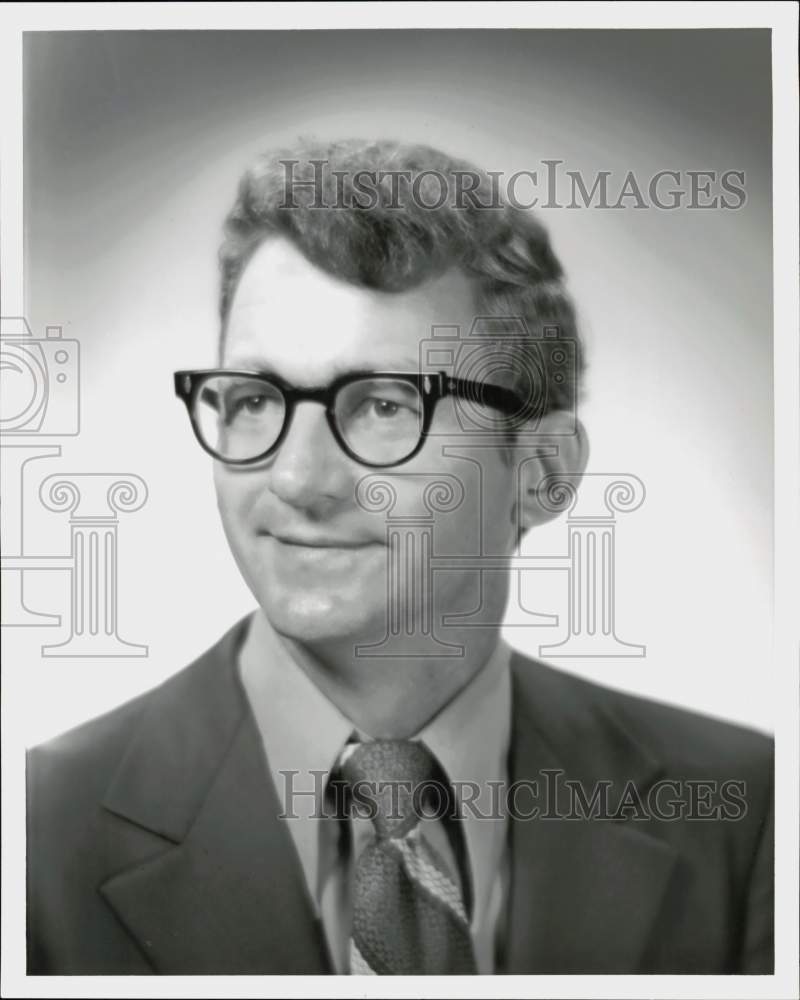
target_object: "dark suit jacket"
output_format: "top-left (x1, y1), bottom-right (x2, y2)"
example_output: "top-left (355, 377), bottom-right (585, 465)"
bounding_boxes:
top-left (27, 616), bottom-right (773, 974)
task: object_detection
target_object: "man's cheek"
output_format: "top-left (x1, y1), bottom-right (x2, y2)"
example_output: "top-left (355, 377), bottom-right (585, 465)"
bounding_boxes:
top-left (215, 488), bottom-right (264, 580)
top-left (216, 477), bottom-right (258, 529)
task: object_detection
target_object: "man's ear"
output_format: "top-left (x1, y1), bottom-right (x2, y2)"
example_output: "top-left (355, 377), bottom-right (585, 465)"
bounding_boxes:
top-left (516, 411), bottom-right (590, 533)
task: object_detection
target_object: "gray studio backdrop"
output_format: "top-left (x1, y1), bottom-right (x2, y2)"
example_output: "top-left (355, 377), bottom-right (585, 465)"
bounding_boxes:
top-left (12, 29), bottom-right (772, 742)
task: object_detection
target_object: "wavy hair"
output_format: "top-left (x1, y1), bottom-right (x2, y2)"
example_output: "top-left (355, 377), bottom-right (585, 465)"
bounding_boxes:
top-left (218, 138), bottom-right (585, 416)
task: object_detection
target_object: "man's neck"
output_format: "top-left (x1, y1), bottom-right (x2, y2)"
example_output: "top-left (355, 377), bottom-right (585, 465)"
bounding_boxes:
top-left (276, 626), bottom-right (503, 739)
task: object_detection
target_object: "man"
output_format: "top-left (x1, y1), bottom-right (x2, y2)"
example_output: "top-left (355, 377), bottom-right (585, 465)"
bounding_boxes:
top-left (26, 139), bottom-right (773, 975)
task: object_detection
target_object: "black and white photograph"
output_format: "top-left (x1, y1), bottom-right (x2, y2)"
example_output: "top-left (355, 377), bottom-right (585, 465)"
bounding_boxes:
top-left (1, 3), bottom-right (798, 997)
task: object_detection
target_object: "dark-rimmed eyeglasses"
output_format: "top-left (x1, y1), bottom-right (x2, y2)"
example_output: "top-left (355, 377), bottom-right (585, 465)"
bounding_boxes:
top-left (174, 369), bottom-right (530, 469)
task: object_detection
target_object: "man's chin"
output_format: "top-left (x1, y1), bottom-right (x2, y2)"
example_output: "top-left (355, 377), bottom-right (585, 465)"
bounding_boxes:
top-left (258, 592), bottom-right (386, 647)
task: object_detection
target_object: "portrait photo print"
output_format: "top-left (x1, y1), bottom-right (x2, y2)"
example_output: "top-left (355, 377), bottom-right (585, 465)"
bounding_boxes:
top-left (2, 7), bottom-right (797, 998)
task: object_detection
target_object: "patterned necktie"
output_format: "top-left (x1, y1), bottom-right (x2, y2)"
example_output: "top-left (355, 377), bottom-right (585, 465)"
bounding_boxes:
top-left (340, 739), bottom-right (477, 975)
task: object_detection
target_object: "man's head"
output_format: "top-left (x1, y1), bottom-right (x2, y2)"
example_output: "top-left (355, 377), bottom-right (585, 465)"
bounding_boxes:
top-left (208, 139), bottom-right (589, 652)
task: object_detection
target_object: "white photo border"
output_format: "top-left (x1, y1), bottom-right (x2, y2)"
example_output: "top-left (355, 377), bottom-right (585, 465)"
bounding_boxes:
top-left (1, 3), bottom-right (797, 999)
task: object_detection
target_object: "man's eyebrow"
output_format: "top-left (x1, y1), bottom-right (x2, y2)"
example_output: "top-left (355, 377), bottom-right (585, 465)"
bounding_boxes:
top-left (353, 356), bottom-right (424, 372)
top-left (222, 357), bottom-right (281, 373)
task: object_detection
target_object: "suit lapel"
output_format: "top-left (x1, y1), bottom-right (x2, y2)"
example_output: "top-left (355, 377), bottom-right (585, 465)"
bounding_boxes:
top-left (504, 653), bottom-right (679, 973)
top-left (99, 618), bottom-right (331, 974)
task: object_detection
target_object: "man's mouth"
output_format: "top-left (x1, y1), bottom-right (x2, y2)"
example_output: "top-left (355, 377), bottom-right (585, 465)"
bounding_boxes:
top-left (269, 532), bottom-right (379, 549)
top-left (257, 532), bottom-right (385, 568)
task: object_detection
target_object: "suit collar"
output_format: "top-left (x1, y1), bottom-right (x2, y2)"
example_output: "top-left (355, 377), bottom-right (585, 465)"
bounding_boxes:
top-left (100, 615), bottom-right (331, 973)
top-left (103, 617), bottom-right (251, 842)
top-left (504, 651), bottom-right (678, 973)
top-left (507, 649), bottom-right (665, 794)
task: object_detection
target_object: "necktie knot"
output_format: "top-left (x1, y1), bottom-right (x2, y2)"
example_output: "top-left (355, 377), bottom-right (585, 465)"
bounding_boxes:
top-left (340, 739), bottom-right (441, 839)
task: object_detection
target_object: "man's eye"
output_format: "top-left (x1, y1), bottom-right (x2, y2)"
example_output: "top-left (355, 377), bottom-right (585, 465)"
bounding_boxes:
top-left (368, 397), bottom-right (403, 418)
top-left (355, 395), bottom-right (420, 420)
top-left (227, 394), bottom-right (269, 418)
top-left (242, 395), bottom-right (267, 413)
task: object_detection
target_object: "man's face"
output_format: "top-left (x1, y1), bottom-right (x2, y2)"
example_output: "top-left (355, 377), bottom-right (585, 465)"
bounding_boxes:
top-left (216, 238), bottom-right (518, 649)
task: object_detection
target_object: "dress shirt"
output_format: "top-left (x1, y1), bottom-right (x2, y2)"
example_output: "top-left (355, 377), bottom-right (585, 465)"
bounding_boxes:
top-left (239, 608), bottom-right (511, 974)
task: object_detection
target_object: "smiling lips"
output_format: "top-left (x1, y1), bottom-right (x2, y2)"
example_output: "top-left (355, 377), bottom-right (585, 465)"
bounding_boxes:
top-left (264, 531), bottom-right (380, 549)
top-left (260, 532), bottom-right (384, 568)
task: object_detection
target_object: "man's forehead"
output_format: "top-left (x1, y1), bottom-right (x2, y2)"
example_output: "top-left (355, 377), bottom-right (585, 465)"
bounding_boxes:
top-left (223, 237), bottom-right (477, 377)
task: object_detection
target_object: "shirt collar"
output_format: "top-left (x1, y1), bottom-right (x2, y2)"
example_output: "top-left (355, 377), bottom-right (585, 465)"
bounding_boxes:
top-left (239, 608), bottom-right (510, 931)
top-left (416, 638), bottom-right (510, 932)
top-left (240, 609), bottom-right (355, 900)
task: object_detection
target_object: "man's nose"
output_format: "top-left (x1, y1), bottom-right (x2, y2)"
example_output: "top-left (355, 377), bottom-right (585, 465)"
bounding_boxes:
top-left (267, 402), bottom-right (352, 513)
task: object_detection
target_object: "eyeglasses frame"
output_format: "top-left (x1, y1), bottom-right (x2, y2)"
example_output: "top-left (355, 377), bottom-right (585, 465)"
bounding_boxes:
top-left (174, 368), bottom-right (531, 469)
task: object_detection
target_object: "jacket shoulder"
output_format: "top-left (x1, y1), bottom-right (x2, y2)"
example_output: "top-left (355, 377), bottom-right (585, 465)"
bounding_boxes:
top-left (26, 616), bottom-right (253, 974)
top-left (27, 615), bottom-right (252, 810)
top-left (510, 650), bottom-right (773, 778)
